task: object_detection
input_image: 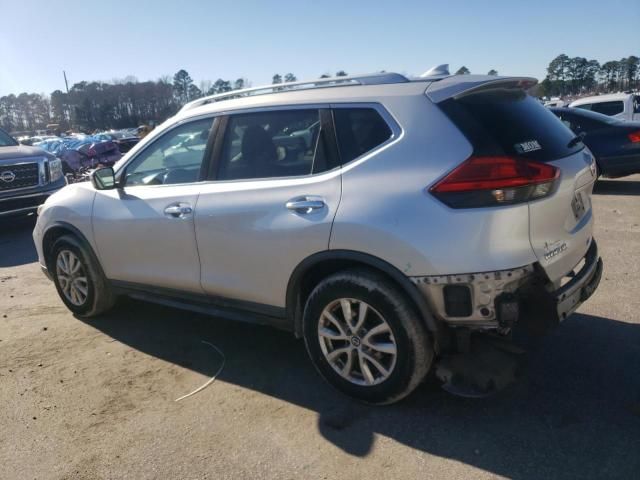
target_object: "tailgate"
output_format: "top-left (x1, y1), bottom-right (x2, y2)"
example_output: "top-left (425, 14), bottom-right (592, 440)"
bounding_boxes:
top-left (529, 148), bottom-right (597, 284)
top-left (431, 78), bottom-right (599, 285)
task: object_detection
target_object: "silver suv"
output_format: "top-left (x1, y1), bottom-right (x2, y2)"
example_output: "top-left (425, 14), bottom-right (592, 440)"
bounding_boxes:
top-left (33, 70), bottom-right (602, 404)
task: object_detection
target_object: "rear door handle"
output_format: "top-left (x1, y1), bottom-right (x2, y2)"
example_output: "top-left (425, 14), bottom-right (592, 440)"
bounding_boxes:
top-left (164, 203), bottom-right (193, 218)
top-left (286, 196), bottom-right (326, 214)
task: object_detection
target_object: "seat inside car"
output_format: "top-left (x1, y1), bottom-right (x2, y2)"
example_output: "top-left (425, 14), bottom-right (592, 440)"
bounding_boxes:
top-left (237, 125), bottom-right (278, 179)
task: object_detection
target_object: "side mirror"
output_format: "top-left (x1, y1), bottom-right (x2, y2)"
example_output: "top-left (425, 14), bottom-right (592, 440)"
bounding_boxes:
top-left (91, 167), bottom-right (117, 190)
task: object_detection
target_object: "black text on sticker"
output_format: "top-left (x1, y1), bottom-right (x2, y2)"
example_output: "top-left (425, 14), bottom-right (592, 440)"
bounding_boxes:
top-left (514, 140), bottom-right (542, 154)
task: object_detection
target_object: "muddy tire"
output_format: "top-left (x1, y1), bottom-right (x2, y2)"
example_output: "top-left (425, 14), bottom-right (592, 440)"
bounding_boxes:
top-left (303, 269), bottom-right (433, 405)
top-left (50, 235), bottom-right (116, 317)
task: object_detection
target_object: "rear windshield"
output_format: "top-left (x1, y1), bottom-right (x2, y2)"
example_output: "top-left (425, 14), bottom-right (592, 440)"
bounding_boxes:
top-left (565, 108), bottom-right (620, 125)
top-left (558, 108), bottom-right (621, 130)
top-left (439, 88), bottom-right (582, 162)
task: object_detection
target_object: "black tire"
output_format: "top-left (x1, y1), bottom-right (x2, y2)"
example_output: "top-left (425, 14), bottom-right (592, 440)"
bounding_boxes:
top-left (50, 235), bottom-right (116, 317)
top-left (302, 268), bottom-right (434, 405)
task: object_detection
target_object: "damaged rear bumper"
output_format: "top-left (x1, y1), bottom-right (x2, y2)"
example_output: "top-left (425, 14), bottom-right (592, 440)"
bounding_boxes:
top-left (553, 240), bottom-right (602, 321)
top-left (412, 241), bottom-right (602, 333)
top-left (422, 242), bottom-right (602, 397)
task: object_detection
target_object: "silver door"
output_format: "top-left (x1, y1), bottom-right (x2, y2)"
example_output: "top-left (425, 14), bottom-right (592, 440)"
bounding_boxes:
top-left (92, 117), bottom-right (215, 292)
top-left (195, 108), bottom-right (341, 307)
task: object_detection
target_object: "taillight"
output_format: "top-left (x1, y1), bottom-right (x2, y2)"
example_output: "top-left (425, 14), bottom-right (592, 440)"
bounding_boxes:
top-left (628, 131), bottom-right (640, 143)
top-left (429, 156), bottom-right (559, 208)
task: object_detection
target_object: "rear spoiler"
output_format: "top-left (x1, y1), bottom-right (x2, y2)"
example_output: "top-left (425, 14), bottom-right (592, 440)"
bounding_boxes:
top-left (425, 75), bottom-right (538, 103)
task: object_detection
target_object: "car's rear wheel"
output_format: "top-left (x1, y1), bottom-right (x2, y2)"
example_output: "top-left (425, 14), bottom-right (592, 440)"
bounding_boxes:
top-left (50, 235), bottom-right (116, 317)
top-left (303, 269), bottom-right (433, 404)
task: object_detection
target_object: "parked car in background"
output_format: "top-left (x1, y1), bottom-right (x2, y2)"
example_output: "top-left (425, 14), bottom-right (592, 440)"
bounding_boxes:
top-left (544, 98), bottom-right (568, 108)
top-left (18, 134), bottom-right (59, 146)
top-left (37, 136), bottom-right (122, 175)
top-left (569, 92), bottom-right (640, 122)
top-left (34, 71), bottom-right (602, 403)
top-left (94, 131), bottom-right (140, 153)
top-left (0, 127), bottom-right (66, 218)
top-left (551, 107), bottom-right (640, 178)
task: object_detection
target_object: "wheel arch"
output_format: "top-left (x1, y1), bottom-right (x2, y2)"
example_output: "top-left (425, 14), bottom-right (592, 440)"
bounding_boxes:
top-left (42, 222), bottom-right (99, 273)
top-left (286, 250), bottom-right (441, 339)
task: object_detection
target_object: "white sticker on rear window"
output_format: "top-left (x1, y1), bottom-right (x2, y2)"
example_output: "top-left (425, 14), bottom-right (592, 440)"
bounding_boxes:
top-left (514, 140), bottom-right (541, 154)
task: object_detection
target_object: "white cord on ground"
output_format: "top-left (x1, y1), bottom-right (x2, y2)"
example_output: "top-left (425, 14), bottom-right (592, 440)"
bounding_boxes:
top-left (174, 341), bottom-right (226, 402)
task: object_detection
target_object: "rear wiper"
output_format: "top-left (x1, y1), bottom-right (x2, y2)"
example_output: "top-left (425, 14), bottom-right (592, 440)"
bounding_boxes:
top-left (567, 132), bottom-right (586, 148)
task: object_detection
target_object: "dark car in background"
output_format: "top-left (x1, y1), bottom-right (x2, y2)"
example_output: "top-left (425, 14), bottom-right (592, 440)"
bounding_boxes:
top-left (0, 128), bottom-right (66, 218)
top-left (550, 107), bottom-right (640, 178)
top-left (94, 131), bottom-right (140, 153)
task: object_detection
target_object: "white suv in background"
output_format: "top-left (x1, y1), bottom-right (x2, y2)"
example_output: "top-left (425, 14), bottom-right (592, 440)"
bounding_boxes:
top-left (33, 70), bottom-right (602, 403)
top-left (570, 92), bottom-right (640, 122)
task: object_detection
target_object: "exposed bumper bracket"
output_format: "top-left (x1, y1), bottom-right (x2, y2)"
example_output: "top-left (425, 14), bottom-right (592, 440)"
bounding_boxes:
top-left (553, 241), bottom-right (602, 322)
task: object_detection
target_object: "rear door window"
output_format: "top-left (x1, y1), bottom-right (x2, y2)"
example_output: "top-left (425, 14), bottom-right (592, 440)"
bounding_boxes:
top-left (590, 101), bottom-right (624, 116)
top-left (217, 109), bottom-right (328, 180)
top-left (439, 89), bottom-right (583, 162)
top-left (333, 108), bottom-right (392, 163)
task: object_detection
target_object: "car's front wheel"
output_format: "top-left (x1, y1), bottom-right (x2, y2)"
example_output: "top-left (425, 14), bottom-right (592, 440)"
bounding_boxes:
top-left (303, 269), bottom-right (434, 404)
top-left (50, 235), bottom-right (116, 317)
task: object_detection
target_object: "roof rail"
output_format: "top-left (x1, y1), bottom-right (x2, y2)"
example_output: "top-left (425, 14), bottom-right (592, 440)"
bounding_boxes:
top-left (179, 72), bottom-right (410, 113)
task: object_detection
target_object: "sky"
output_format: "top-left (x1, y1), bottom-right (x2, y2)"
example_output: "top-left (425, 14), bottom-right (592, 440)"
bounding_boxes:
top-left (0, 0), bottom-right (638, 96)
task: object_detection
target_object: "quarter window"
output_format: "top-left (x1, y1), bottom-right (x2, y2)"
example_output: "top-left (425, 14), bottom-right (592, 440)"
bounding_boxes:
top-left (333, 108), bottom-right (392, 163)
top-left (124, 118), bottom-right (213, 186)
top-left (217, 109), bottom-right (326, 180)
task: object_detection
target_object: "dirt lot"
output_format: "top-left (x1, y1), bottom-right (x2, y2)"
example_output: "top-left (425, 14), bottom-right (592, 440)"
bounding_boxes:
top-left (1, 177), bottom-right (640, 480)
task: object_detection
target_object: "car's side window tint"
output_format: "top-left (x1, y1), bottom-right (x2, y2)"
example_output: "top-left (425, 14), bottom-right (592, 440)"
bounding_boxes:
top-left (590, 101), bottom-right (624, 116)
top-left (217, 109), bottom-right (325, 180)
top-left (333, 108), bottom-right (392, 164)
top-left (124, 118), bottom-right (213, 186)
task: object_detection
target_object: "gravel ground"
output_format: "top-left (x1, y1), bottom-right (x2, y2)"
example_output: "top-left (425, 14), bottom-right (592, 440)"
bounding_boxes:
top-left (1, 176), bottom-right (639, 480)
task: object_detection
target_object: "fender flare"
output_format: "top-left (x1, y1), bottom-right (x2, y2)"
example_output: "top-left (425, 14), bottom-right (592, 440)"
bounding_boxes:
top-left (42, 221), bottom-right (101, 273)
top-left (286, 250), bottom-right (440, 337)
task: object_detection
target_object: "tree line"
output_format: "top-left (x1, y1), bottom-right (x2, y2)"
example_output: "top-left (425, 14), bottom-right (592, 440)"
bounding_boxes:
top-left (0, 69), bottom-right (351, 134)
top-left (539, 54), bottom-right (639, 97)
top-left (453, 54), bottom-right (639, 98)
top-left (2, 54), bottom-right (638, 134)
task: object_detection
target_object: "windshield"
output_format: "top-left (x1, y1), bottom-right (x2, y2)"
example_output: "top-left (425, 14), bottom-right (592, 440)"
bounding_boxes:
top-left (0, 129), bottom-right (18, 147)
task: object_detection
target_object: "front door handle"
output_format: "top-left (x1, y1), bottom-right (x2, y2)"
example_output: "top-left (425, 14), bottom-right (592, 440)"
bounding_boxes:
top-left (164, 203), bottom-right (193, 218)
top-left (286, 196), bottom-right (326, 214)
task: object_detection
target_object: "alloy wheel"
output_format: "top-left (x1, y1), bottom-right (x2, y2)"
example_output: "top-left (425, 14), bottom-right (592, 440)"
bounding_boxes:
top-left (56, 250), bottom-right (89, 306)
top-left (318, 298), bottom-right (397, 386)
